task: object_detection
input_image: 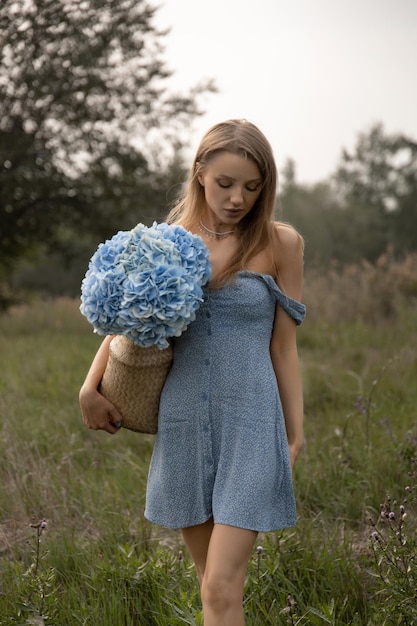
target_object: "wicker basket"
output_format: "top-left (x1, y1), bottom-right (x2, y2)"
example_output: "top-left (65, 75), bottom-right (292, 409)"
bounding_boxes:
top-left (99, 335), bottom-right (173, 434)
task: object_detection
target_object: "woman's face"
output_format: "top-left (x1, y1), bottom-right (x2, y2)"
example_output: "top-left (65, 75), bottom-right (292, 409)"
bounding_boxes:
top-left (198, 151), bottom-right (262, 228)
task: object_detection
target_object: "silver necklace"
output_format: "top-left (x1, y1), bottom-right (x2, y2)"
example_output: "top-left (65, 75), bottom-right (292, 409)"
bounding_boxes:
top-left (199, 220), bottom-right (235, 240)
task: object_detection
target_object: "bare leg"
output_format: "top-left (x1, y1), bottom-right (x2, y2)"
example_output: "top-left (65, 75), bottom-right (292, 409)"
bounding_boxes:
top-left (182, 521), bottom-right (257, 626)
top-left (181, 517), bottom-right (214, 584)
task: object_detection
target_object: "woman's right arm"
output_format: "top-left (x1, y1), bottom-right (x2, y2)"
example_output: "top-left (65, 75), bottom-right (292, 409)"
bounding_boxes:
top-left (79, 336), bottom-right (122, 434)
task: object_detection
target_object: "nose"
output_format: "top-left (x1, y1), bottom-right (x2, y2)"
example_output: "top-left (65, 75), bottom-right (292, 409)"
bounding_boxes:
top-left (230, 185), bottom-right (243, 206)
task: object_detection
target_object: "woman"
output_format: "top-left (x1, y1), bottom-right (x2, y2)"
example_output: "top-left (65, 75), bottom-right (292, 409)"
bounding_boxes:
top-left (80, 119), bottom-right (306, 625)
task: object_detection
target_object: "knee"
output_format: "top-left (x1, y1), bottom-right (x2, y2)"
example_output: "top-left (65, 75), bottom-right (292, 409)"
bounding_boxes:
top-left (201, 573), bottom-right (239, 613)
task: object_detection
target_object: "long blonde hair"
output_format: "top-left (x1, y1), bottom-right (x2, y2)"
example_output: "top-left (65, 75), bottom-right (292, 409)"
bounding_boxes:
top-left (166, 119), bottom-right (279, 285)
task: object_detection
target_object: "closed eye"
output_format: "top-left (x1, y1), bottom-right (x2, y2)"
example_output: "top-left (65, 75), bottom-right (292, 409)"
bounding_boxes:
top-left (217, 179), bottom-right (262, 192)
top-left (246, 183), bottom-right (262, 192)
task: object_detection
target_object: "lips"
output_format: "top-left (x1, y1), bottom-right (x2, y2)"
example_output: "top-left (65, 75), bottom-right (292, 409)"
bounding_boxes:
top-left (223, 209), bottom-right (243, 217)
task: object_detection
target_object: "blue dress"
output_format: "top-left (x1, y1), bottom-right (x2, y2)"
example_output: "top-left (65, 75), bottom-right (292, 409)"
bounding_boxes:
top-left (145, 271), bottom-right (306, 532)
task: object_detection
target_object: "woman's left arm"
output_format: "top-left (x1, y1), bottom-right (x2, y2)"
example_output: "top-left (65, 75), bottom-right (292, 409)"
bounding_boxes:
top-left (270, 225), bottom-right (305, 468)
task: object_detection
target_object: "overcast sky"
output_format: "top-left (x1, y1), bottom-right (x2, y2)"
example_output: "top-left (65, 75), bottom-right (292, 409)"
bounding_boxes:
top-left (155, 0), bottom-right (417, 184)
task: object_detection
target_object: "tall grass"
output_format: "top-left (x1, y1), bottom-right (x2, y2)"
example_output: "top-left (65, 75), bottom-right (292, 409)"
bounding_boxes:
top-left (0, 253), bottom-right (416, 625)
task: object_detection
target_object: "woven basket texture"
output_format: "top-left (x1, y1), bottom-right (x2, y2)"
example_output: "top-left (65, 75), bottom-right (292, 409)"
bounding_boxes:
top-left (100, 335), bottom-right (173, 433)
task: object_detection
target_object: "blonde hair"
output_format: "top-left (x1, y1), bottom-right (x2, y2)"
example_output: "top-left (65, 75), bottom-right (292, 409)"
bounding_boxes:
top-left (166, 119), bottom-right (279, 286)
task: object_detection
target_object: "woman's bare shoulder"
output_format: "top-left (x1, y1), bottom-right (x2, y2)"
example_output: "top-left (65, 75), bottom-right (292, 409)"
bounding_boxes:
top-left (272, 221), bottom-right (304, 257)
top-left (269, 222), bottom-right (304, 298)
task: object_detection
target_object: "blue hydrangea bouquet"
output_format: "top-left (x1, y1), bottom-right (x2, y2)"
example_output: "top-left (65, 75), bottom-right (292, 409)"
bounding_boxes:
top-left (79, 222), bottom-right (211, 433)
top-left (80, 222), bottom-right (211, 349)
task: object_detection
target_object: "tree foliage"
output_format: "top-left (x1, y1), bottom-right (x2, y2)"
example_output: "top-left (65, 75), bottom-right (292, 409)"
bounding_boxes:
top-left (334, 123), bottom-right (417, 253)
top-left (334, 123), bottom-right (417, 211)
top-left (0, 0), bottom-right (213, 275)
top-left (281, 124), bottom-right (417, 266)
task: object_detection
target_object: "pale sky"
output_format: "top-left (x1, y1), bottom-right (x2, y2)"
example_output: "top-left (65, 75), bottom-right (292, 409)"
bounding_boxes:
top-left (155, 0), bottom-right (417, 184)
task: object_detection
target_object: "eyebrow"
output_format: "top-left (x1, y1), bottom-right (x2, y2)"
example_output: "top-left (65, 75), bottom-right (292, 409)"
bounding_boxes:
top-left (216, 174), bottom-right (262, 184)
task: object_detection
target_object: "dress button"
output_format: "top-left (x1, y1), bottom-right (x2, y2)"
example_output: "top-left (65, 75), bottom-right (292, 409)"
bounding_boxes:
top-left (207, 329), bottom-right (212, 336)
top-left (202, 392), bottom-right (208, 401)
top-left (205, 358), bottom-right (210, 366)
top-left (206, 311), bottom-right (211, 318)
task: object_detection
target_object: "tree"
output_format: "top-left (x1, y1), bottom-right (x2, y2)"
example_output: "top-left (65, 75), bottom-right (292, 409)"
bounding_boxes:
top-left (281, 175), bottom-right (394, 267)
top-left (280, 181), bottom-right (345, 266)
top-left (0, 0), bottom-right (214, 276)
top-left (334, 123), bottom-right (417, 255)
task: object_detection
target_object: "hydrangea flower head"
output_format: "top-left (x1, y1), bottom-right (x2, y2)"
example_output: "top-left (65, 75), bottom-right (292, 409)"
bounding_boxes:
top-left (80, 223), bottom-right (211, 348)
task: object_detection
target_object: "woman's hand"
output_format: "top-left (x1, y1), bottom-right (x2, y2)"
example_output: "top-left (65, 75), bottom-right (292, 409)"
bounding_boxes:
top-left (79, 385), bottom-right (122, 435)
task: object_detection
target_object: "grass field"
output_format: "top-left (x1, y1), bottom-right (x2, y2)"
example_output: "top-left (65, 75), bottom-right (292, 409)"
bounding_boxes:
top-left (0, 254), bottom-right (416, 625)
